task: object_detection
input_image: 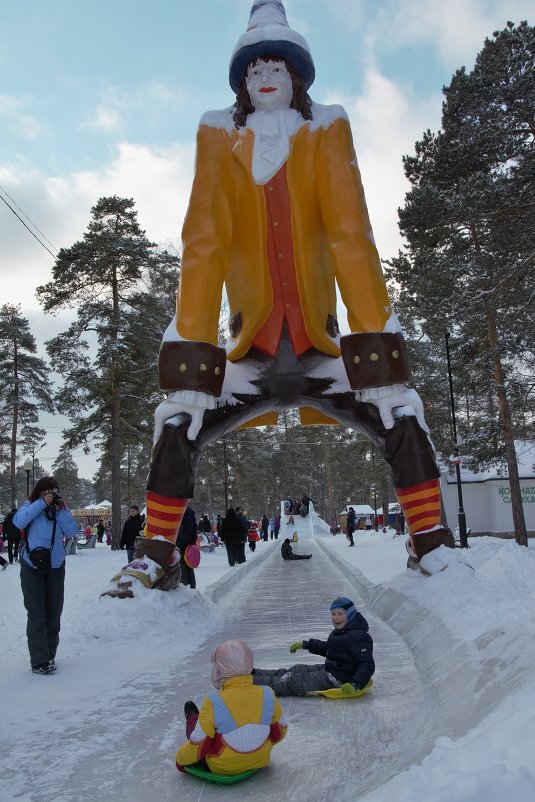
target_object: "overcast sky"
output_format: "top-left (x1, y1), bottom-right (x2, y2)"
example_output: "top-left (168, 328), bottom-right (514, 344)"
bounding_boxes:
top-left (1, 0), bottom-right (532, 483)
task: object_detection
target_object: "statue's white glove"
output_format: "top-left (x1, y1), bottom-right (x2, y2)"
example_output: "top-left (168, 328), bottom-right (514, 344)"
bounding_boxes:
top-left (356, 384), bottom-right (428, 433)
top-left (153, 390), bottom-right (216, 443)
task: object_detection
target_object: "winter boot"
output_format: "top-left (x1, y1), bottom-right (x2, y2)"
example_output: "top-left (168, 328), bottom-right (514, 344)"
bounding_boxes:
top-left (410, 527), bottom-right (455, 560)
top-left (184, 701), bottom-right (199, 719)
top-left (134, 536), bottom-right (182, 591)
top-left (101, 537), bottom-right (179, 598)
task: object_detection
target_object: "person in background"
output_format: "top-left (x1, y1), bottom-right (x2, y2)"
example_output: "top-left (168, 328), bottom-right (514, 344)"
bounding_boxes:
top-left (261, 514), bottom-right (269, 542)
top-left (281, 538), bottom-right (311, 561)
top-left (176, 503), bottom-right (198, 588)
top-left (198, 514), bottom-right (212, 535)
top-left (346, 507), bottom-right (356, 547)
top-left (14, 477), bottom-right (77, 675)
top-left (220, 508), bottom-right (246, 567)
top-left (96, 521), bottom-right (105, 543)
top-left (120, 505), bottom-right (144, 562)
top-left (235, 506), bottom-right (249, 563)
top-left (269, 515), bottom-right (276, 540)
top-left (274, 514), bottom-right (281, 540)
top-left (247, 521), bottom-right (260, 552)
top-left (3, 507), bottom-right (21, 563)
top-left (301, 495), bottom-right (312, 515)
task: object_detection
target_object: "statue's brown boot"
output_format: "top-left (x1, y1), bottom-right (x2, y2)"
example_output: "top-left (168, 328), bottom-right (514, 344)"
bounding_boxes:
top-left (134, 536), bottom-right (182, 591)
top-left (410, 527), bottom-right (455, 560)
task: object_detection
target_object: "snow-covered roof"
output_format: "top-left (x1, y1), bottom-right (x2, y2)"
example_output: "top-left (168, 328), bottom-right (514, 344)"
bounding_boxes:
top-left (445, 440), bottom-right (535, 484)
top-left (341, 504), bottom-right (374, 515)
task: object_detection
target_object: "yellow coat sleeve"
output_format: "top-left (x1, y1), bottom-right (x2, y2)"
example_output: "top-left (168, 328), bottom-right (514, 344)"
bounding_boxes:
top-left (315, 117), bottom-right (392, 333)
top-left (271, 695), bottom-right (288, 744)
top-left (177, 125), bottom-right (234, 346)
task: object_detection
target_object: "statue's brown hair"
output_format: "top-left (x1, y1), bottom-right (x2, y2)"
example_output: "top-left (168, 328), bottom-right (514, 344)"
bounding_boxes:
top-left (233, 55), bottom-right (312, 128)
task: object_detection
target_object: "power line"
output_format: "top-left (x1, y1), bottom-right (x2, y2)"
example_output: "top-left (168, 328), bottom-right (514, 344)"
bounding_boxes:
top-left (0, 184), bottom-right (58, 252)
top-left (0, 189), bottom-right (57, 259)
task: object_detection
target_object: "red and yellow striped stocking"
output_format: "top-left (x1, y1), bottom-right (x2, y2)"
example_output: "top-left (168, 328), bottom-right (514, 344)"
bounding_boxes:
top-left (145, 491), bottom-right (189, 544)
top-left (395, 479), bottom-right (442, 538)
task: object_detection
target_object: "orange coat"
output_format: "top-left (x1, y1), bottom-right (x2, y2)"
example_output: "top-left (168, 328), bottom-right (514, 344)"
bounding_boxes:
top-left (176, 105), bottom-right (392, 361)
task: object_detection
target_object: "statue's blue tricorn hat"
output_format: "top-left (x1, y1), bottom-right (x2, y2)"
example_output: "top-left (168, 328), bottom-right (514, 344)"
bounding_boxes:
top-left (229, 0), bottom-right (315, 94)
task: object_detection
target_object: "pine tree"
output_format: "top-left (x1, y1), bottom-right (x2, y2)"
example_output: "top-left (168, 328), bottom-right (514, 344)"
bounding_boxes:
top-left (0, 304), bottom-right (53, 505)
top-left (387, 22), bottom-right (535, 545)
top-left (36, 196), bottom-right (180, 547)
top-left (51, 443), bottom-right (82, 507)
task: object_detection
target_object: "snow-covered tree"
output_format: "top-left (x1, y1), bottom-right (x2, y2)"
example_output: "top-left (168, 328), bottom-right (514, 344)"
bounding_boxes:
top-left (387, 22), bottom-right (534, 545)
top-left (36, 196), bottom-right (180, 547)
top-left (0, 304), bottom-right (53, 505)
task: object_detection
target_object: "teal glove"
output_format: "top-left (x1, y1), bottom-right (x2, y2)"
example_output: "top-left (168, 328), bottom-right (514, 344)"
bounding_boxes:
top-left (289, 641), bottom-right (304, 654)
top-left (341, 682), bottom-right (357, 696)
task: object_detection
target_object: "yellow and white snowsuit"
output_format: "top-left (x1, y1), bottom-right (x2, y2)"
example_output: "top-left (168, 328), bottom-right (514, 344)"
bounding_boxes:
top-left (176, 674), bottom-right (287, 775)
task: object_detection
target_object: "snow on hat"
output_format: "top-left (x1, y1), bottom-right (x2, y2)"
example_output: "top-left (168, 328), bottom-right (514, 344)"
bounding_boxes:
top-left (210, 639), bottom-right (254, 689)
top-left (330, 596), bottom-right (357, 624)
top-left (229, 0), bottom-right (315, 94)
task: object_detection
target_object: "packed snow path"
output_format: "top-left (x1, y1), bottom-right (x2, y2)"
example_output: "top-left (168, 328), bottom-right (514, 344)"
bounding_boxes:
top-left (31, 517), bottom-right (441, 802)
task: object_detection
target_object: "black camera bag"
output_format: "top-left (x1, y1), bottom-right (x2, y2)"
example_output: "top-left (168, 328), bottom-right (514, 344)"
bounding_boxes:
top-left (28, 547), bottom-right (52, 574)
top-left (27, 517), bottom-right (57, 575)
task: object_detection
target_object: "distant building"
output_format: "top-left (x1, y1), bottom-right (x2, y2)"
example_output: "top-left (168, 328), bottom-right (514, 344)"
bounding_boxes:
top-left (441, 441), bottom-right (535, 536)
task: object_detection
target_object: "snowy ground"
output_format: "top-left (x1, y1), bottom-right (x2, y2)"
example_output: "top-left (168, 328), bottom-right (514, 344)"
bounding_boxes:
top-left (1, 517), bottom-right (534, 801)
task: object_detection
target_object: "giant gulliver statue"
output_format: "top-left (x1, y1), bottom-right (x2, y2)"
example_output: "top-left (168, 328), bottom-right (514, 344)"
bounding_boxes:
top-left (106, 0), bottom-right (453, 597)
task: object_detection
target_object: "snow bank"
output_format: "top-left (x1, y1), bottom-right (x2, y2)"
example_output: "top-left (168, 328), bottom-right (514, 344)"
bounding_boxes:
top-left (315, 530), bottom-right (535, 801)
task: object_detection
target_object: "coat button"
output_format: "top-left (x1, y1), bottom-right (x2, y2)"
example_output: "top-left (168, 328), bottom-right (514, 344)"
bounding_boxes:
top-left (200, 363), bottom-right (207, 371)
top-left (369, 353), bottom-right (379, 362)
top-left (392, 350), bottom-right (400, 359)
top-left (215, 367), bottom-right (221, 375)
top-left (353, 355), bottom-right (360, 364)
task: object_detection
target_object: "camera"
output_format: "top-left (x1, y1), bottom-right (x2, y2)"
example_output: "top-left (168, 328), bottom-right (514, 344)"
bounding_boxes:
top-left (51, 492), bottom-right (64, 507)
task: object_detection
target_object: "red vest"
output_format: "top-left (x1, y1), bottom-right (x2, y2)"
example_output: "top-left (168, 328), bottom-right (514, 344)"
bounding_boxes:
top-left (251, 164), bottom-right (313, 357)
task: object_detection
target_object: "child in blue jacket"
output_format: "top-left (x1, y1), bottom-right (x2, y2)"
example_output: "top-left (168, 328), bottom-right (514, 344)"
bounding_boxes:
top-left (253, 597), bottom-right (374, 696)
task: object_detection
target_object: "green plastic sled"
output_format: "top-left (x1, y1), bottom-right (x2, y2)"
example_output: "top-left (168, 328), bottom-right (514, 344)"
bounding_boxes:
top-left (307, 680), bottom-right (373, 699)
top-left (184, 762), bottom-right (259, 785)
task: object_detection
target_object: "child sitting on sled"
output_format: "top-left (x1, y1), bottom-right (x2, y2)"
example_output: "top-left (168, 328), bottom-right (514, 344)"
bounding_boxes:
top-left (253, 597), bottom-right (374, 696)
top-left (176, 640), bottom-right (287, 776)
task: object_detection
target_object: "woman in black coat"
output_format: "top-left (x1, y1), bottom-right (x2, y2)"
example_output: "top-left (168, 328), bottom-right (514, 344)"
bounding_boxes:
top-left (219, 508), bottom-right (245, 567)
top-left (176, 505), bottom-right (198, 588)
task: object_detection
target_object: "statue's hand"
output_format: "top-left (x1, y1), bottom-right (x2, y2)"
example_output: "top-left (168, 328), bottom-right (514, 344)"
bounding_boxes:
top-left (356, 384), bottom-right (428, 433)
top-left (154, 391), bottom-right (216, 443)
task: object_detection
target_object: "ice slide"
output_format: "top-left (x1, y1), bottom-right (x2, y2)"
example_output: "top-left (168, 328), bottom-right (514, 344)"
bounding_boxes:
top-left (29, 512), bottom-right (511, 801)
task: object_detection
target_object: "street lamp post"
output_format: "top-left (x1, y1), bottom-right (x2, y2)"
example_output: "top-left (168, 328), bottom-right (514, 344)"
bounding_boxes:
top-left (23, 459), bottom-right (32, 498)
top-left (370, 484), bottom-right (378, 532)
top-left (31, 442), bottom-right (46, 488)
top-left (445, 332), bottom-right (469, 549)
top-left (223, 436), bottom-right (229, 511)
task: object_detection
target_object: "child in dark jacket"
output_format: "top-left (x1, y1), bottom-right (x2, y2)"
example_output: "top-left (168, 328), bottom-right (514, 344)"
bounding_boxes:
top-left (252, 597), bottom-right (374, 696)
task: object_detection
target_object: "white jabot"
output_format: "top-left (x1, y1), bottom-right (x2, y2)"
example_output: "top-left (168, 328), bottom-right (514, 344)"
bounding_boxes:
top-left (247, 108), bottom-right (303, 184)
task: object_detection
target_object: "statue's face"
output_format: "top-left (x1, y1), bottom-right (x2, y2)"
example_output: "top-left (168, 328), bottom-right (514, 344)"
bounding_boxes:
top-left (245, 58), bottom-right (293, 111)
